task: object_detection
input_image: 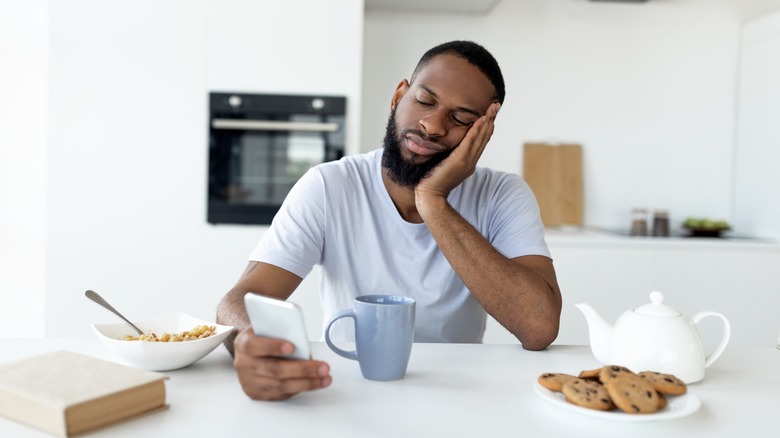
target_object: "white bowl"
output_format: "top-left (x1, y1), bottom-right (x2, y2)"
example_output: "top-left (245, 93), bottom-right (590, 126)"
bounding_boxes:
top-left (92, 313), bottom-right (234, 371)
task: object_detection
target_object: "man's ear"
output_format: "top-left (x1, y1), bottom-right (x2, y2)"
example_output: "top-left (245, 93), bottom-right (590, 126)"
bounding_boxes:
top-left (390, 79), bottom-right (410, 110)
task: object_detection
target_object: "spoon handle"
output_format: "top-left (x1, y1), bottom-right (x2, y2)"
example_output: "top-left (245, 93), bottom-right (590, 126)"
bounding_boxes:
top-left (85, 290), bottom-right (144, 335)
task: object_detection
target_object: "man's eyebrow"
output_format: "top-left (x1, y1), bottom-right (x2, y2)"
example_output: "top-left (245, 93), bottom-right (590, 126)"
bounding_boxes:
top-left (418, 84), bottom-right (482, 118)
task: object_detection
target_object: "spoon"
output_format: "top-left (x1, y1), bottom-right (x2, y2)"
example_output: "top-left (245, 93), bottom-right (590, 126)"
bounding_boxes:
top-left (85, 290), bottom-right (144, 335)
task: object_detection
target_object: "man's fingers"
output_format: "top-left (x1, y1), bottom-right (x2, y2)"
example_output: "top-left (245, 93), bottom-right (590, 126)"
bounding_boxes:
top-left (473, 102), bottom-right (500, 148)
top-left (233, 327), bottom-right (294, 358)
top-left (460, 102), bottom-right (500, 158)
top-left (240, 375), bottom-right (333, 401)
top-left (232, 327), bottom-right (333, 401)
top-left (243, 357), bottom-right (330, 380)
top-left (235, 357), bottom-right (332, 401)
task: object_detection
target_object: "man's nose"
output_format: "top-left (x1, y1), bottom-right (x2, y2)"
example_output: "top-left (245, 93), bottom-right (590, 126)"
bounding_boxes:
top-left (419, 109), bottom-right (447, 137)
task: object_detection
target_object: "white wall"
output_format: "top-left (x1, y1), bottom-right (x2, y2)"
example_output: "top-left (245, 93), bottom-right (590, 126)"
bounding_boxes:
top-left (734, 10), bottom-right (780, 239)
top-left (0, 0), bottom-right (48, 337)
top-left (0, 0), bottom-right (363, 338)
top-left (363, 0), bottom-right (780, 236)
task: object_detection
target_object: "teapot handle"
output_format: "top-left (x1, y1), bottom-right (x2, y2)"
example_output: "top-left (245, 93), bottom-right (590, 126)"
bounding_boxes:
top-left (692, 311), bottom-right (731, 368)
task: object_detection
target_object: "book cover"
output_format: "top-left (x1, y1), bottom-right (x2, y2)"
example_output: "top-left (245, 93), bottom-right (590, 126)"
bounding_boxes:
top-left (0, 350), bottom-right (168, 437)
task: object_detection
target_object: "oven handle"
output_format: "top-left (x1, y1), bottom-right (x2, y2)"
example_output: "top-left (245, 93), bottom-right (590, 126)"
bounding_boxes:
top-left (211, 119), bottom-right (340, 132)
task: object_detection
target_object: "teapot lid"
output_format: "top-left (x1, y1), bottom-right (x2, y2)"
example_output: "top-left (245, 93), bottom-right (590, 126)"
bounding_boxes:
top-left (634, 291), bottom-right (681, 316)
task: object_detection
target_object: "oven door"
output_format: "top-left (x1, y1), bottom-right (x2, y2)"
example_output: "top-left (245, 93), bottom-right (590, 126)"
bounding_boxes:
top-left (208, 95), bottom-right (345, 225)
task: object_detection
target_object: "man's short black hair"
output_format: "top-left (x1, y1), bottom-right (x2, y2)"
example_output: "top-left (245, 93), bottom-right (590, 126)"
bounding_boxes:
top-left (410, 40), bottom-right (505, 104)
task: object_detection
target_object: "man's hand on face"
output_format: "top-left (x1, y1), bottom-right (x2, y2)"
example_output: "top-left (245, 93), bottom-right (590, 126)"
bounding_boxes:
top-left (415, 102), bottom-right (501, 203)
top-left (232, 327), bottom-right (332, 401)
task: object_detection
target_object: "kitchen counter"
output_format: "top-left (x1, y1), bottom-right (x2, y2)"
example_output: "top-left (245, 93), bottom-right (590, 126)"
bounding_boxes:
top-left (544, 227), bottom-right (780, 250)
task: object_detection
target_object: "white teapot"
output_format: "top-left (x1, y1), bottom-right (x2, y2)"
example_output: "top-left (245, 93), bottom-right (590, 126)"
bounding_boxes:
top-left (575, 291), bottom-right (731, 383)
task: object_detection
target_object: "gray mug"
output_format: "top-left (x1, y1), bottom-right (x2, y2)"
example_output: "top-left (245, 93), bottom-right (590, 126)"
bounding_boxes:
top-left (324, 295), bottom-right (415, 381)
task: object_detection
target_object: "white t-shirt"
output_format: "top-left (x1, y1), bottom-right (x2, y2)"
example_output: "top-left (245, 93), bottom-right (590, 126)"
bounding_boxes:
top-left (249, 148), bottom-right (550, 343)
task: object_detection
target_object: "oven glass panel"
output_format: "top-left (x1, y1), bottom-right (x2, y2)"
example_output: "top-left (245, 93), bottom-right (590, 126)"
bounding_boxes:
top-left (208, 93), bottom-right (345, 225)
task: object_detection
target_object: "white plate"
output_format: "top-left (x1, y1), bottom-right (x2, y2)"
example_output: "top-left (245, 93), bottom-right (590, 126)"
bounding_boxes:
top-left (534, 382), bottom-right (701, 422)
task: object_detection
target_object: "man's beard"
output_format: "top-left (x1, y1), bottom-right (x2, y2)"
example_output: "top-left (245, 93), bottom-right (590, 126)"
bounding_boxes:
top-left (381, 108), bottom-right (454, 187)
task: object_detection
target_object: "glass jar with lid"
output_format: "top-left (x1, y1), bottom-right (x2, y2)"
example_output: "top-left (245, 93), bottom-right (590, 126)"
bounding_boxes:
top-left (652, 209), bottom-right (670, 237)
top-left (630, 208), bottom-right (648, 236)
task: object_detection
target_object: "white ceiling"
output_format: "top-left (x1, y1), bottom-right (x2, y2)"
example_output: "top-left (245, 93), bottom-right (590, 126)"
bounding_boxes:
top-left (364, 0), bottom-right (502, 15)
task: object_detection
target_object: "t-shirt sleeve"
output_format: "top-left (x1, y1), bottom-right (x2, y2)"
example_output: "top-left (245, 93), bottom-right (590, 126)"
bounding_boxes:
top-left (487, 174), bottom-right (551, 260)
top-left (248, 167), bottom-right (326, 278)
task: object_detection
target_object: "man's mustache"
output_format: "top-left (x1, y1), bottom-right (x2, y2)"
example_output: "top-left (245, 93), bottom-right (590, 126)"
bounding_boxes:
top-left (400, 128), bottom-right (447, 150)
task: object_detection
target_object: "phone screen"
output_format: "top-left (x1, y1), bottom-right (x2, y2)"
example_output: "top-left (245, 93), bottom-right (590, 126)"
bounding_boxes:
top-left (244, 294), bottom-right (311, 360)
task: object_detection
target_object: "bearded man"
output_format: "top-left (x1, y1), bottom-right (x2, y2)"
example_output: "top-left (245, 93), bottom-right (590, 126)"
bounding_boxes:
top-left (217, 40), bottom-right (562, 401)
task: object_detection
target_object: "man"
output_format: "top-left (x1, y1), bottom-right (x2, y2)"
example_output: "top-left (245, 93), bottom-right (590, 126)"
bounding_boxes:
top-left (216, 40), bottom-right (562, 401)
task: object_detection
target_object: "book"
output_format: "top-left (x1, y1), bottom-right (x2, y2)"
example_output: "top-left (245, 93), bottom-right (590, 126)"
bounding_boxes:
top-left (0, 350), bottom-right (167, 437)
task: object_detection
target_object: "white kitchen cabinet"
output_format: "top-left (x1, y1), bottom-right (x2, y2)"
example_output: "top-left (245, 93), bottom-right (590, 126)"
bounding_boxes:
top-left (484, 230), bottom-right (780, 348)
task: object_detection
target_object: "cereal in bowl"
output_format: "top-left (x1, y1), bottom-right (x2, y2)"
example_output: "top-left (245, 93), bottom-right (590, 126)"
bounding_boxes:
top-left (121, 324), bottom-right (216, 342)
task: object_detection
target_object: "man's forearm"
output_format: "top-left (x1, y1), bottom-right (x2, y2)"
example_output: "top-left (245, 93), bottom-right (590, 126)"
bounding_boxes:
top-left (216, 288), bottom-right (252, 356)
top-left (216, 261), bottom-right (303, 355)
top-left (418, 195), bottom-right (561, 350)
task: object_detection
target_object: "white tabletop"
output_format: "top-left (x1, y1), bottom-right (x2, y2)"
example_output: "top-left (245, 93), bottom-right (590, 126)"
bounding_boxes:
top-left (0, 339), bottom-right (778, 437)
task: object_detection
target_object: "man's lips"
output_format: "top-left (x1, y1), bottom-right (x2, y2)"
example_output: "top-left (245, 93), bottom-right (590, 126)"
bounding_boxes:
top-left (404, 134), bottom-right (443, 157)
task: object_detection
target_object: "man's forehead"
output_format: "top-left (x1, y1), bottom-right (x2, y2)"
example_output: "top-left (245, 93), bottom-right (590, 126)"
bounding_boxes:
top-left (410, 54), bottom-right (495, 112)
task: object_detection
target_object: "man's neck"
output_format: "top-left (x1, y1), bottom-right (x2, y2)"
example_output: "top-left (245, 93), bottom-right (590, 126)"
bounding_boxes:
top-left (381, 168), bottom-right (423, 224)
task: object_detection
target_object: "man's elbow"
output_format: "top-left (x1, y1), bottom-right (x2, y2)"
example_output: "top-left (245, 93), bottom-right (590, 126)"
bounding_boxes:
top-left (518, 323), bottom-right (559, 351)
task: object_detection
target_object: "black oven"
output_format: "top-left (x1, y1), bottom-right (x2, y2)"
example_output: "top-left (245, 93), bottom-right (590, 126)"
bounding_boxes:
top-left (208, 92), bottom-right (346, 225)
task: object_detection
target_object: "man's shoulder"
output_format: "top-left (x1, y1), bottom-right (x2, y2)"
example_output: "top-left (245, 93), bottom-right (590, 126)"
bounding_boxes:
top-left (314, 149), bottom-right (380, 177)
top-left (467, 166), bottom-right (525, 189)
top-left (472, 165), bottom-right (516, 178)
top-left (453, 167), bottom-right (534, 212)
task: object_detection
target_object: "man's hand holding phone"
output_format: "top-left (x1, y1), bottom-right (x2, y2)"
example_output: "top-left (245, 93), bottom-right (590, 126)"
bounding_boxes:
top-left (234, 294), bottom-right (331, 401)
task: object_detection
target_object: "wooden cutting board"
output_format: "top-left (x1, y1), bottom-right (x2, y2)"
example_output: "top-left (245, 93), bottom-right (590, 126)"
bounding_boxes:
top-left (522, 142), bottom-right (584, 228)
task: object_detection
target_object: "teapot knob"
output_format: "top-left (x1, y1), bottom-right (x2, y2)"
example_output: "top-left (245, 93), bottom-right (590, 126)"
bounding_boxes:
top-left (637, 290), bottom-right (680, 316)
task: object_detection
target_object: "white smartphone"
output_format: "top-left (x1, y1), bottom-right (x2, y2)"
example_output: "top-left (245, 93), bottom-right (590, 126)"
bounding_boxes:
top-left (244, 293), bottom-right (311, 360)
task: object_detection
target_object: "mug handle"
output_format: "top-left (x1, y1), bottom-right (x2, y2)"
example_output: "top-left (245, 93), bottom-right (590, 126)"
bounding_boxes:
top-left (692, 311), bottom-right (731, 368)
top-left (324, 309), bottom-right (358, 361)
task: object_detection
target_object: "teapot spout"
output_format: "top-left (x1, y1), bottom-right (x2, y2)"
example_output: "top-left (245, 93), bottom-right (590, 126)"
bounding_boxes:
top-left (575, 303), bottom-right (614, 364)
